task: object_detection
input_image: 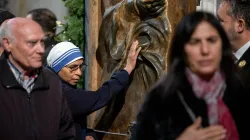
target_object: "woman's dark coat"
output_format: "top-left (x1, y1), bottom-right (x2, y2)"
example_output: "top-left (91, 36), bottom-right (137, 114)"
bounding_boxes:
top-left (132, 69), bottom-right (250, 140)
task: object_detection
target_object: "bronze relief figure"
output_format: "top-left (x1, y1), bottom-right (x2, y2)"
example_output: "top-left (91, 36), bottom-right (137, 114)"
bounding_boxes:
top-left (92, 0), bottom-right (196, 139)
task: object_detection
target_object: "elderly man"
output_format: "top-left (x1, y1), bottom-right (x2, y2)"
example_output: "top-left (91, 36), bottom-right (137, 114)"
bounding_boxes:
top-left (0, 18), bottom-right (75, 139)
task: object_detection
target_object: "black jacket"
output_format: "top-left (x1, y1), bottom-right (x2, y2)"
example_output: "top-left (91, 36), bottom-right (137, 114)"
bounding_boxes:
top-left (236, 47), bottom-right (250, 89)
top-left (62, 69), bottom-right (130, 140)
top-left (0, 58), bottom-right (75, 140)
top-left (133, 70), bottom-right (250, 140)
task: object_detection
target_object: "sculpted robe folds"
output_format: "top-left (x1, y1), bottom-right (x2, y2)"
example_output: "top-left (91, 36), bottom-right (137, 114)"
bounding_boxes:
top-left (94, 0), bottom-right (170, 139)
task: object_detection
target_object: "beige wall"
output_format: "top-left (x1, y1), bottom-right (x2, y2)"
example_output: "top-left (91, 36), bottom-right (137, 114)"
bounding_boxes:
top-left (197, 0), bottom-right (222, 15)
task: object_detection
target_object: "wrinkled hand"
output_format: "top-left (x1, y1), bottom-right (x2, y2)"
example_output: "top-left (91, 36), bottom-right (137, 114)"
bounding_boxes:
top-left (86, 136), bottom-right (95, 140)
top-left (177, 117), bottom-right (227, 140)
top-left (136, 0), bottom-right (166, 18)
top-left (124, 40), bottom-right (141, 75)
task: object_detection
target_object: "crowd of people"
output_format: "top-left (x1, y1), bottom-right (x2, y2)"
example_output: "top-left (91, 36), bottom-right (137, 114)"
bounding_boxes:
top-left (0, 0), bottom-right (250, 140)
top-left (0, 8), bottom-right (141, 140)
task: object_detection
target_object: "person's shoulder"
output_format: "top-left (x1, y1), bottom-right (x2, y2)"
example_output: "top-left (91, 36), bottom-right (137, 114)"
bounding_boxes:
top-left (240, 46), bottom-right (250, 63)
top-left (39, 67), bottom-right (64, 95)
top-left (40, 66), bottom-right (60, 80)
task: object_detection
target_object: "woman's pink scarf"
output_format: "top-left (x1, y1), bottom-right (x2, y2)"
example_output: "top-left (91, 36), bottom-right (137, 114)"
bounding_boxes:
top-left (186, 68), bottom-right (239, 140)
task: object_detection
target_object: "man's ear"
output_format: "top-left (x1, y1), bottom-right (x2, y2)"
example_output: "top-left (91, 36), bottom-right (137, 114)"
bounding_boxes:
top-left (235, 19), bottom-right (245, 33)
top-left (2, 37), bottom-right (11, 52)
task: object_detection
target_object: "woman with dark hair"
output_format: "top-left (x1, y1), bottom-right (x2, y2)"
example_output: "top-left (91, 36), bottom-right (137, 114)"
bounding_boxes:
top-left (132, 11), bottom-right (250, 140)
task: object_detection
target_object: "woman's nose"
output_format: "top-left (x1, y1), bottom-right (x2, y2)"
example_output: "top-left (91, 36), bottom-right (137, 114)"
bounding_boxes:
top-left (74, 67), bottom-right (82, 76)
top-left (200, 41), bottom-right (209, 54)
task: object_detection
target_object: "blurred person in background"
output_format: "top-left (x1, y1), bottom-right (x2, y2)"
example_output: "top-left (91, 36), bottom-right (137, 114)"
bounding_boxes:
top-left (26, 8), bottom-right (58, 65)
top-left (217, 0), bottom-right (250, 89)
top-left (0, 9), bottom-right (15, 57)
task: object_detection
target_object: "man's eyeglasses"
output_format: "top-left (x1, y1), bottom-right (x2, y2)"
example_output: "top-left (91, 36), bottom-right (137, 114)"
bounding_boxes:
top-left (65, 63), bottom-right (87, 73)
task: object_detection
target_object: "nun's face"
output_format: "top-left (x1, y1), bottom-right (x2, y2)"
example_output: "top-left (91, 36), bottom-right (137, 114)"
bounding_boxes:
top-left (58, 59), bottom-right (84, 86)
